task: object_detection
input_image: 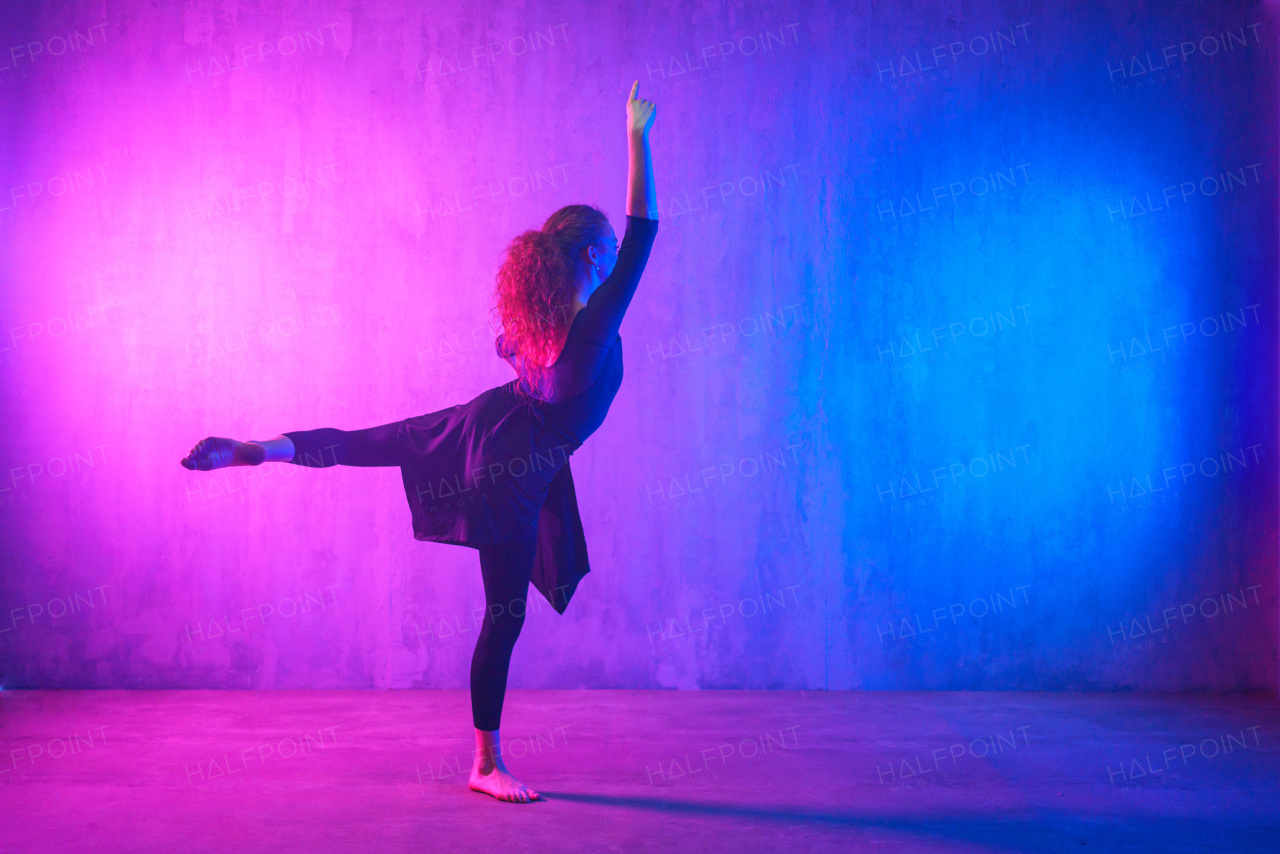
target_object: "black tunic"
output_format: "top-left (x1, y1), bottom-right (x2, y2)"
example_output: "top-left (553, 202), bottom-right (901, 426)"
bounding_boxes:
top-left (396, 215), bottom-right (659, 613)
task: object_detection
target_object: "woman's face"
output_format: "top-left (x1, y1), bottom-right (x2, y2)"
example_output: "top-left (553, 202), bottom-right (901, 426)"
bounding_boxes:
top-left (587, 222), bottom-right (619, 288)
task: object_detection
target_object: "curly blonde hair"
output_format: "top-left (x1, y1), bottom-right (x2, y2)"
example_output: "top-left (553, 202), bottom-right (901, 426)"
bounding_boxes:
top-left (491, 204), bottom-right (610, 399)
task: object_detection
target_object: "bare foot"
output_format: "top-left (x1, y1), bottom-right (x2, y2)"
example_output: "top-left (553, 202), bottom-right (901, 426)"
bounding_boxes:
top-left (469, 760), bottom-right (542, 803)
top-left (181, 437), bottom-right (264, 471)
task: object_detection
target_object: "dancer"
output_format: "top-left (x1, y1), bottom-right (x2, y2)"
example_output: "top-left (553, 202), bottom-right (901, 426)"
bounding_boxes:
top-left (181, 82), bottom-right (658, 804)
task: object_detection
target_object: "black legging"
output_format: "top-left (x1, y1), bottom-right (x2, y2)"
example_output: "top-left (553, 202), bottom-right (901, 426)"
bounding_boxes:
top-left (282, 424), bottom-right (534, 731)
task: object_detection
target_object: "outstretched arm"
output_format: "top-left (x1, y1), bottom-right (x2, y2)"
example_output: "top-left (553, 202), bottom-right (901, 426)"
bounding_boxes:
top-left (626, 80), bottom-right (657, 220)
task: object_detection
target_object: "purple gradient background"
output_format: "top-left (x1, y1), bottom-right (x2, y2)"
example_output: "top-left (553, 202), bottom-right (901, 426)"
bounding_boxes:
top-left (0, 1), bottom-right (1277, 691)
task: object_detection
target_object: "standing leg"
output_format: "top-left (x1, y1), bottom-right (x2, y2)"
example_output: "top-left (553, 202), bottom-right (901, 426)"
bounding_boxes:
top-left (468, 534), bottom-right (543, 803)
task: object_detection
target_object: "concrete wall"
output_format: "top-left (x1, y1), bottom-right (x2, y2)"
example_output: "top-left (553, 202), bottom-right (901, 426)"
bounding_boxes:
top-left (0, 0), bottom-right (1276, 691)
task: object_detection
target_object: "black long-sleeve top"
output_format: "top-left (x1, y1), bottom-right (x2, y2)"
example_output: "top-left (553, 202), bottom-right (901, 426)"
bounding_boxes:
top-left (496, 214), bottom-right (660, 443)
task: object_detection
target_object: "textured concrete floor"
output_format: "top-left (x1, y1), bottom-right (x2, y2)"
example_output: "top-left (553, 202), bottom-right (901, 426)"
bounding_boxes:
top-left (0, 690), bottom-right (1277, 853)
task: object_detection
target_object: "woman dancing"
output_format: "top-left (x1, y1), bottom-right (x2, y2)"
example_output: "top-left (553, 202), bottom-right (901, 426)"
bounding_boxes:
top-left (180, 83), bottom-right (658, 804)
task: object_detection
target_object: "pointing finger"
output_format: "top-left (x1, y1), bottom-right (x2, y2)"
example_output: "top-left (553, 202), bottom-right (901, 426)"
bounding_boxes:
top-left (630, 80), bottom-right (639, 100)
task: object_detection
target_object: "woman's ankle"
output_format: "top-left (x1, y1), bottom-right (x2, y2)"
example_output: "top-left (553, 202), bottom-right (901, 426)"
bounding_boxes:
top-left (232, 441), bottom-right (265, 466)
top-left (249, 436), bottom-right (295, 464)
top-left (474, 727), bottom-right (503, 773)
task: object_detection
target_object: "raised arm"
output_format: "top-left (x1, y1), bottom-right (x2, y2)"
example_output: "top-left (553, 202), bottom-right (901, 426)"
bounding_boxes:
top-left (626, 80), bottom-right (657, 219)
top-left (576, 83), bottom-right (659, 347)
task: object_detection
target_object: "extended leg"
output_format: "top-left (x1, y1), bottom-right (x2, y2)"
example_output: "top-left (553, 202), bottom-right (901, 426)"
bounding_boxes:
top-left (282, 422), bottom-right (405, 468)
top-left (181, 421), bottom-right (405, 471)
top-left (468, 534), bottom-right (542, 803)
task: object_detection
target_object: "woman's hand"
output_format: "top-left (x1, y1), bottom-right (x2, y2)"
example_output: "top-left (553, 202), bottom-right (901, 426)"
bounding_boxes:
top-left (626, 81), bottom-right (656, 138)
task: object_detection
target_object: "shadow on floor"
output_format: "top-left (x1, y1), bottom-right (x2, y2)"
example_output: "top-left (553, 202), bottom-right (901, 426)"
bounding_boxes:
top-left (539, 792), bottom-right (1278, 853)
